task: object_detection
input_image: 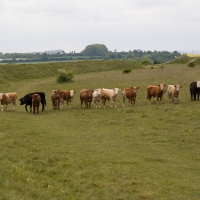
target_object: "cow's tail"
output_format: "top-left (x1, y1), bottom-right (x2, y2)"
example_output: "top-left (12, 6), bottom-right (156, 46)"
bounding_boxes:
top-left (44, 99), bottom-right (47, 106)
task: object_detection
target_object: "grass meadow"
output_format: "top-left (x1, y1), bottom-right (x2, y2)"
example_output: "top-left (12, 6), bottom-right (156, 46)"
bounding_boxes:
top-left (0, 60), bottom-right (200, 200)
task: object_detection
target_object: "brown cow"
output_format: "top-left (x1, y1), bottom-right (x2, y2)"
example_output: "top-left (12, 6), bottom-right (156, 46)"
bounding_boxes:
top-left (51, 90), bottom-right (61, 110)
top-left (60, 90), bottom-right (76, 109)
top-left (147, 84), bottom-right (166, 104)
top-left (0, 92), bottom-right (17, 112)
top-left (32, 94), bottom-right (41, 114)
top-left (122, 87), bottom-right (140, 106)
top-left (80, 89), bottom-right (94, 108)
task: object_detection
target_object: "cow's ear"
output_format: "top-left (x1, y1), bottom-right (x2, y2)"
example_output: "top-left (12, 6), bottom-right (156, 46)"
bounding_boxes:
top-left (137, 87), bottom-right (140, 89)
top-left (180, 85), bottom-right (182, 88)
top-left (158, 85), bottom-right (160, 87)
top-left (174, 85), bottom-right (176, 88)
top-left (164, 85), bottom-right (166, 86)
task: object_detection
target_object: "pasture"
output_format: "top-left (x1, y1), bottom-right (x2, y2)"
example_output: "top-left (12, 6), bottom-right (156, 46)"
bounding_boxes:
top-left (0, 60), bottom-right (200, 200)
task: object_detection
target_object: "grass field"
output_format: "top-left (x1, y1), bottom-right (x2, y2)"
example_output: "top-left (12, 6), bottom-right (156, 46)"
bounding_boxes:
top-left (0, 60), bottom-right (200, 200)
top-left (187, 54), bottom-right (200, 58)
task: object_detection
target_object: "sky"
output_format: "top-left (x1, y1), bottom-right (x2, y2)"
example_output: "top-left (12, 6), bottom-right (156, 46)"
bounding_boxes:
top-left (0, 0), bottom-right (200, 53)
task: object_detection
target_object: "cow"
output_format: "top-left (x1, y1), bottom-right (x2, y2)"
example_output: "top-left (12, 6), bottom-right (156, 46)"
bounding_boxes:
top-left (101, 88), bottom-right (121, 108)
top-left (60, 90), bottom-right (76, 109)
top-left (32, 94), bottom-right (41, 114)
top-left (147, 84), bottom-right (166, 104)
top-left (19, 92), bottom-right (46, 112)
top-left (167, 85), bottom-right (182, 103)
top-left (190, 81), bottom-right (200, 101)
top-left (0, 92), bottom-right (17, 112)
top-left (51, 90), bottom-right (61, 110)
top-left (122, 87), bottom-right (140, 106)
top-left (92, 88), bottom-right (102, 109)
top-left (80, 89), bottom-right (94, 108)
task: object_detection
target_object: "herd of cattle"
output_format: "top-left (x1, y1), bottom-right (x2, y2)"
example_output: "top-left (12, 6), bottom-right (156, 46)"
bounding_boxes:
top-left (0, 81), bottom-right (200, 113)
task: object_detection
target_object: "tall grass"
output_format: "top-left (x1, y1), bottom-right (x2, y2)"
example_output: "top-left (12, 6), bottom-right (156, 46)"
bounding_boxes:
top-left (0, 61), bottom-right (200, 199)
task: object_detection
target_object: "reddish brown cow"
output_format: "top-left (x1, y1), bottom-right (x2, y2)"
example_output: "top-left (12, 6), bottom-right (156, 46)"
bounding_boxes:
top-left (32, 94), bottom-right (41, 114)
top-left (51, 90), bottom-right (61, 110)
top-left (60, 90), bottom-right (76, 109)
top-left (122, 87), bottom-right (140, 106)
top-left (80, 89), bottom-right (94, 108)
top-left (147, 84), bottom-right (166, 104)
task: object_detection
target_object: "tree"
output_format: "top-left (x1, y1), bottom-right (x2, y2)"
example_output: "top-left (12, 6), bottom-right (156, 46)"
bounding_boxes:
top-left (81, 44), bottom-right (108, 56)
top-left (41, 53), bottom-right (48, 61)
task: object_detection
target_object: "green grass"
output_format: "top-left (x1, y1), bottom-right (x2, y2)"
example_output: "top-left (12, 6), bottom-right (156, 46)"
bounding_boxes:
top-left (0, 60), bottom-right (200, 199)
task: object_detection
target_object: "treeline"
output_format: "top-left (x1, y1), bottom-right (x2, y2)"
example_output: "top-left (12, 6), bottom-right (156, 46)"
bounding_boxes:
top-left (0, 44), bottom-right (182, 64)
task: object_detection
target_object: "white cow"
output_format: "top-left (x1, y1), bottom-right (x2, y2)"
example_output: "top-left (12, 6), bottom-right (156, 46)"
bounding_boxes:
top-left (101, 88), bottom-right (121, 108)
top-left (167, 85), bottom-right (182, 103)
top-left (0, 92), bottom-right (17, 112)
top-left (197, 80), bottom-right (200, 88)
top-left (92, 88), bottom-right (102, 109)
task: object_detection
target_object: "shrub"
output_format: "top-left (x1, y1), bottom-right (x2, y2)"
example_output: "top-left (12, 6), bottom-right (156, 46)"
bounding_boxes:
top-left (154, 60), bottom-right (161, 64)
top-left (57, 68), bottom-right (74, 83)
top-left (122, 68), bottom-right (132, 74)
top-left (188, 61), bottom-right (195, 68)
top-left (140, 60), bottom-right (150, 66)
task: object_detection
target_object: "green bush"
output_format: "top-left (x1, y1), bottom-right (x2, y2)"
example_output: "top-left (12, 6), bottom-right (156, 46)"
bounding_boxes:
top-left (122, 68), bottom-right (132, 74)
top-left (57, 68), bottom-right (74, 83)
top-left (188, 61), bottom-right (195, 68)
top-left (140, 60), bottom-right (150, 66)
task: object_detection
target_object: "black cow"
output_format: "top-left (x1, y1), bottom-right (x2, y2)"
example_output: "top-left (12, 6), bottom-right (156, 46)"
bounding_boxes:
top-left (190, 81), bottom-right (200, 101)
top-left (19, 92), bottom-right (46, 112)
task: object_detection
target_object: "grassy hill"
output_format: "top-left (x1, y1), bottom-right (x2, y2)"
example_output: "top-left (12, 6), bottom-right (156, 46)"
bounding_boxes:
top-left (167, 56), bottom-right (200, 65)
top-left (0, 59), bottom-right (200, 200)
top-left (0, 60), bottom-right (141, 85)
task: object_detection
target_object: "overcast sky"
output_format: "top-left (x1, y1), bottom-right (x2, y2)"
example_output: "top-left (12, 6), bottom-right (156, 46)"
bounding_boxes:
top-left (1, 0), bottom-right (200, 53)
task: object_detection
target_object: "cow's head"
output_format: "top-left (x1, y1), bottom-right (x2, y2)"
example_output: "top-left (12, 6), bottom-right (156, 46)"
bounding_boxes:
top-left (197, 80), bottom-right (200, 88)
top-left (70, 90), bottom-right (76, 98)
top-left (158, 84), bottom-right (166, 91)
top-left (174, 85), bottom-right (182, 91)
top-left (53, 90), bottom-right (60, 98)
top-left (94, 88), bottom-right (101, 97)
top-left (19, 98), bottom-right (26, 105)
top-left (114, 88), bottom-right (121, 94)
top-left (132, 86), bottom-right (140, 92)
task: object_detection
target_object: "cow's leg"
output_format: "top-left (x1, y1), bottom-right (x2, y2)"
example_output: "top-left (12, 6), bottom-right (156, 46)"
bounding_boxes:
top-left (102, 98), bottom-right (106, 109)
top-left (33, 106), bottom-right (35, 114)
top-left (58, 100), bottom-right (60, 110)
top-left (114, 100), bottom-right (117, 108)
top-left (80, 99), bottom-right (83, 108)
top-left (147, 94), bottom-right (151, 104)
top-left (13, 101), bottom-right (16, 111)
top-left (123, 96), bottom-right (126, 107)
top-left (41, 102), bottom-right (44, 111)
top-left (30, 103), bottom-right (32, 112)
top-left (89, 101), bottom-right (91, 108)
top-left (37, 106), bottom-right (39, 114)
top-left (98, 100), bottom-right (100, 109)
top-left (60, 99), bottom-right (64, 109)
top-left (110, 99), bottom-right (113, 108)
top-left (1, 105), bottom-right (4, 112)
top-left (194, 94), bottom-right (196, 101)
